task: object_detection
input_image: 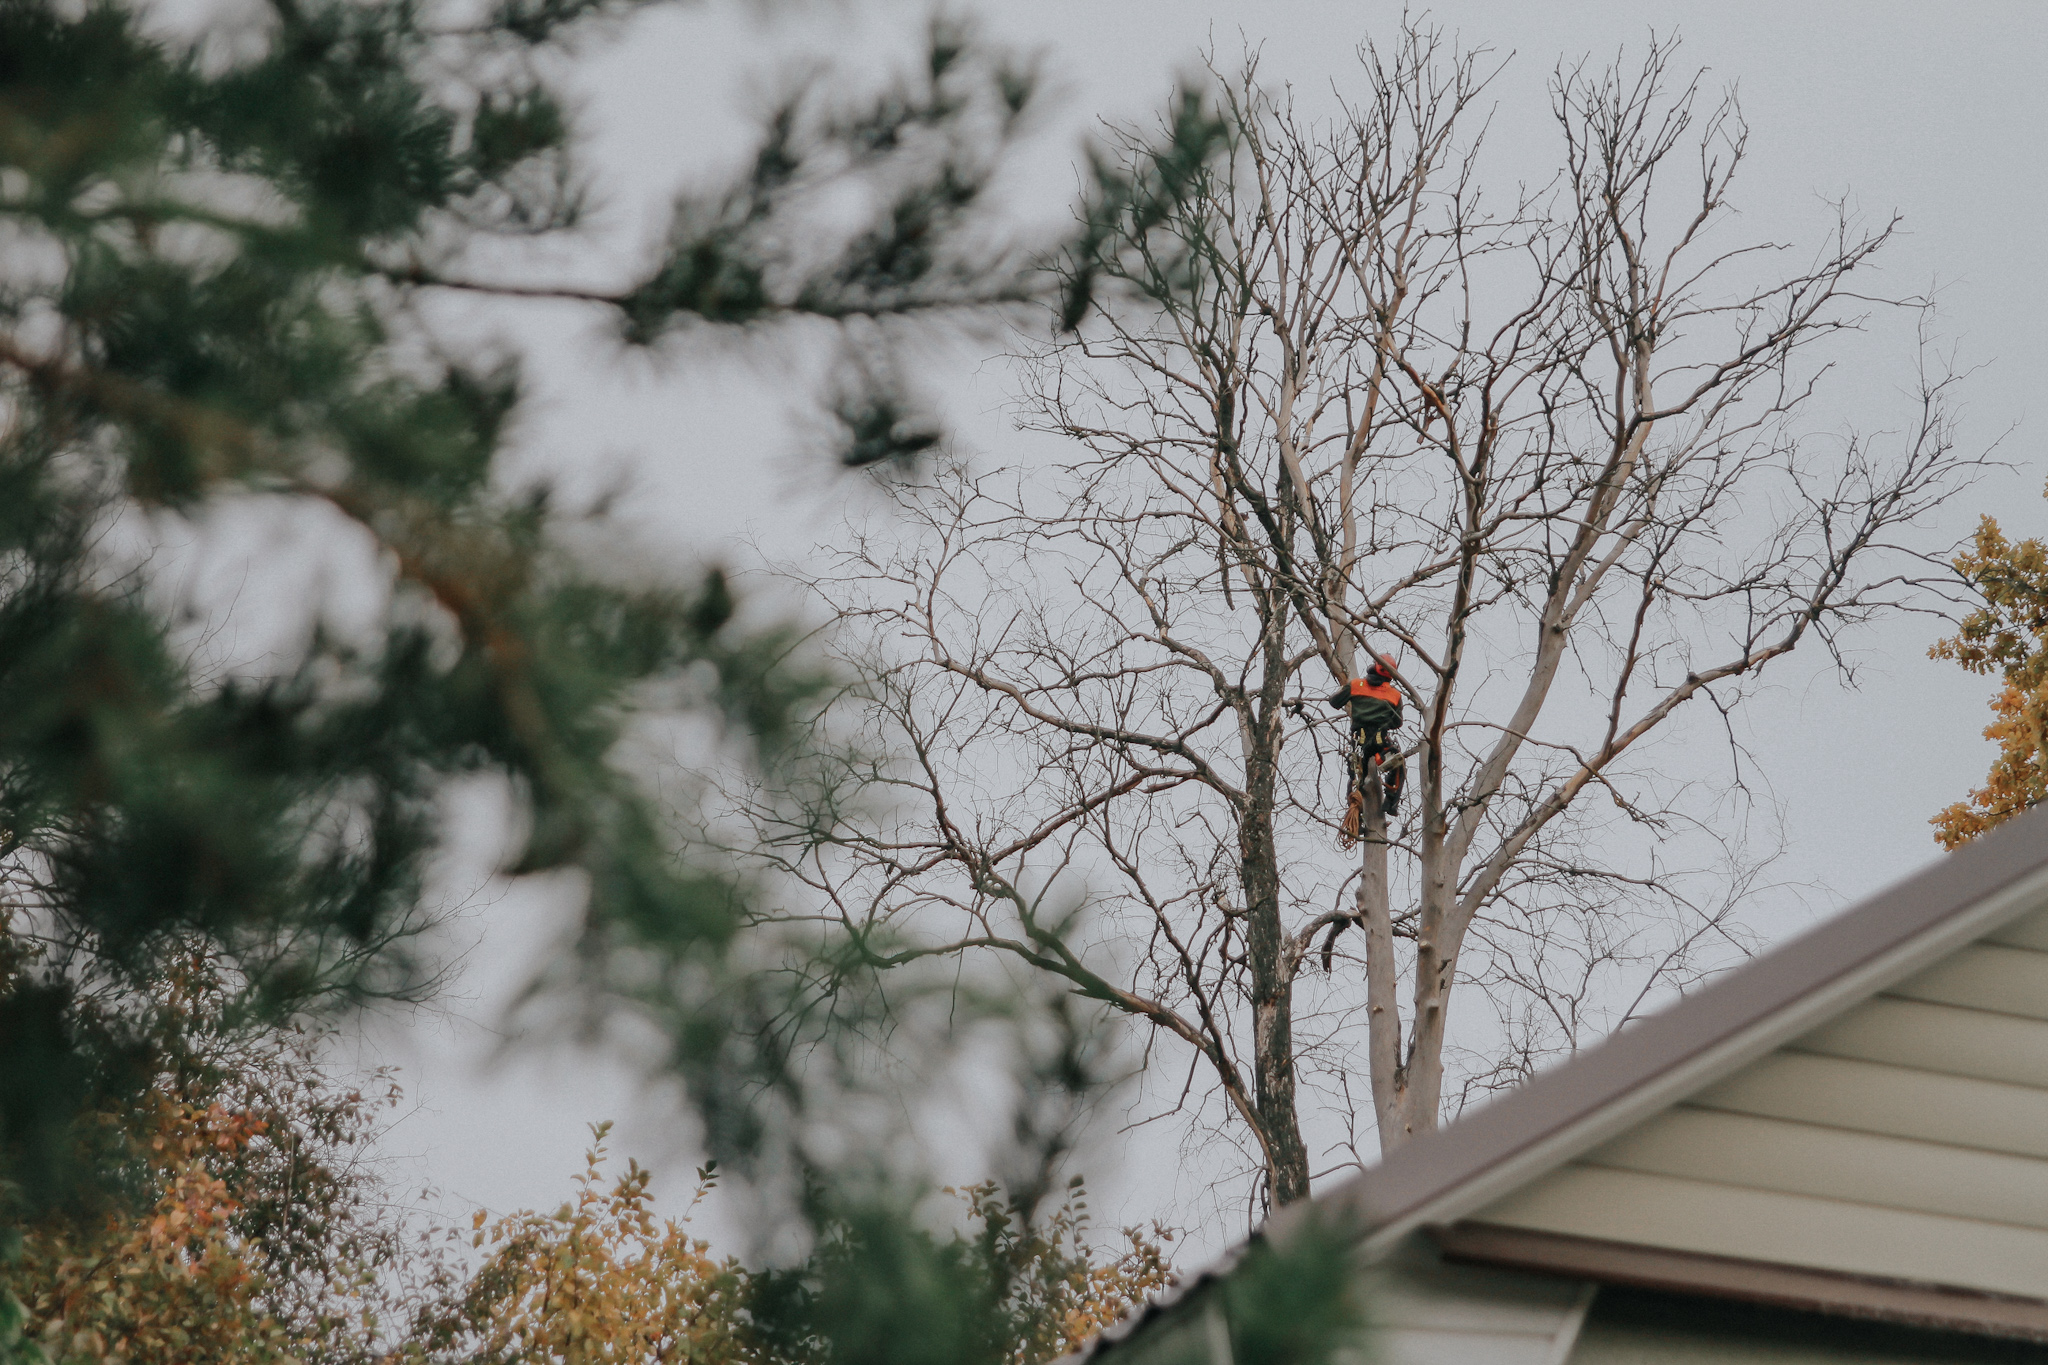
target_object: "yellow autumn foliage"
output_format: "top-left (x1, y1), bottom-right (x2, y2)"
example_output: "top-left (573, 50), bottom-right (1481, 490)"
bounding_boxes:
top-left (433, 1130), bottom-right (1175, 1365)
top-left (1, 945), bottom-right (1175, 1365)
top-left (17, 1099), bottom-right (294, 1365)
top-left (2, 942), bottom-right (444, 1365)
top-left (944, 1179), bottom-right (1175, 1365)
top-left (444, 1125), bottom-right (751, 1365)
top-left (1931, 501), bottom-right (2048, 847)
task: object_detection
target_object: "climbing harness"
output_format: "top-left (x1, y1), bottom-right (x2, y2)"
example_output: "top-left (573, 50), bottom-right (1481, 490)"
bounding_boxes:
top-left (1339, 727), bottom-right (1404, 849)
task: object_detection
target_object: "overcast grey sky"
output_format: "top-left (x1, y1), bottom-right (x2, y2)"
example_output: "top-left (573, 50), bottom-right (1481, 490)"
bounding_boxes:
top-left (338, 0), bottom-right (2048, 1262)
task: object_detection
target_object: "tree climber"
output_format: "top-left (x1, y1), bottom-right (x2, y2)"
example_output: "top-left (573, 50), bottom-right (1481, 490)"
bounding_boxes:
top-left (1327, 655), bottom-right (1406, 845)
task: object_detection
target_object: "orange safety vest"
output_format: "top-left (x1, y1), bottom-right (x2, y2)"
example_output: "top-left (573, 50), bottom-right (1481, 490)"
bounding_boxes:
top-left (1336, 675), bottom-right (1403, 737)
top-left (1348, 677), bottom-right (1401, 705)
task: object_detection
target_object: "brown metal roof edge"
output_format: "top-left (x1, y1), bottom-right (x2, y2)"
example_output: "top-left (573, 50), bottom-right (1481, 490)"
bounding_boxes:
top-left (1308, 802), bottom-right (2048, 1245)
top-left (1434, 1222), bottom-right (2048, 1343)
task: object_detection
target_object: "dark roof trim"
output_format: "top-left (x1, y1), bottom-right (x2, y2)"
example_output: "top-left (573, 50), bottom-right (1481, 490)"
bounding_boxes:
top-left (1304, 804), bottom-right (2048, 1253)
top-left (1435, 1222), bottom-right (2048, 1343)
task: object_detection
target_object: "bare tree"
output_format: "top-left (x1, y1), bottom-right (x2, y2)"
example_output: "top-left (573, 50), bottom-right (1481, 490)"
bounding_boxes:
top-left (732, 28), bottom-right (1978, 1214)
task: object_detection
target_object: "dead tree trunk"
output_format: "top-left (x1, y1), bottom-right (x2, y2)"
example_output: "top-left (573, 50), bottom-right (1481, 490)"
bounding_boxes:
top-left (1243, 579), bottom-right (1310, 1201)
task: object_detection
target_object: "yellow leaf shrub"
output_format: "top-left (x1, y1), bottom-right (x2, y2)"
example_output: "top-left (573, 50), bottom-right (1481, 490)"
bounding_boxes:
top-left (1932, 502), bottom-right (2048, 847)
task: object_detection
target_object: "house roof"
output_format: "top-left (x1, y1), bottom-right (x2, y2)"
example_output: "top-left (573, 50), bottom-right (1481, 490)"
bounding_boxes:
top-left (1308, 802), bottom-right (2048, 1259)
top-left (1080, 804), bottom-right (2048, 1358)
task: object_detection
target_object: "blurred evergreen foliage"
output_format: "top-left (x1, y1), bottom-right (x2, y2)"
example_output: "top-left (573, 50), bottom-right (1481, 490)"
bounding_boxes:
top-left (740, 1177), bottom-right (1172, 1365)
top-left (0, 0), bottom-right (1228, 1218)
top-left (1218, 1214), bottom-right (1365, 1365)
top-left (0, 0), bottom-right (1272, 1358)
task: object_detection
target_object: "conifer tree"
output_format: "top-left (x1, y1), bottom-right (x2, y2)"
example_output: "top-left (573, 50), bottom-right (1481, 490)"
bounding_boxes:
top-left (0, 0), bottom-right (1222, 1213)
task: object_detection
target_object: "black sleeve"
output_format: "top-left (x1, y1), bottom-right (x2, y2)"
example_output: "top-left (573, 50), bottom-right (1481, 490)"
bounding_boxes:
top-left (1326, 686), bottom-right (1350, 710)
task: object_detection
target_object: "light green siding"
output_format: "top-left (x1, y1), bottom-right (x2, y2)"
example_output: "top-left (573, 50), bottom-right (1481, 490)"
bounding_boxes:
top-left (1467, 907), bottom-right (2048, 1302)
top-left (1565, 1288), bottom-right (2041, 1364)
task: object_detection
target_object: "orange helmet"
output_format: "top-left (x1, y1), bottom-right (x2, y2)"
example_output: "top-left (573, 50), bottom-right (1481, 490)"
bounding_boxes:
top-left (1364, 653), bottom-right (1396, 685)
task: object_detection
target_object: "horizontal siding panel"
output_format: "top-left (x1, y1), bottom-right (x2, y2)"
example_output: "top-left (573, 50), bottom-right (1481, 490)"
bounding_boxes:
top-left (1987, 904), bottom-right (2048, 952)
top-left (1472, 1165), bottom-right (2048, 1300)
top-left (1579, 1106), bottom-right (2048, 1230)
top-left (1378, 1328), bottom-right (1566, 1365)
top-left (1368, 1284), bottom-right (1585, 1335)
top-left (1794, 995), bottom-right (2048, 1089)
top-left (1892, 942), bottom-right (2048, 1020)
top-left (1692, 1052), bottom-right (2048, 1160)
top-left (1368, 1235), bottom-right (1590, 1334)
